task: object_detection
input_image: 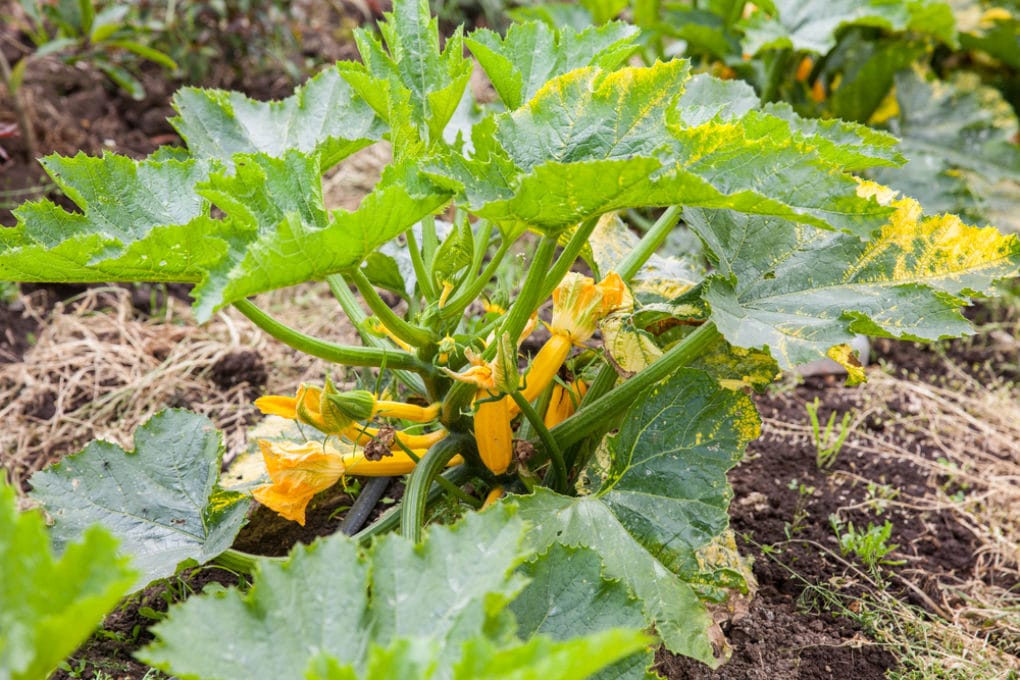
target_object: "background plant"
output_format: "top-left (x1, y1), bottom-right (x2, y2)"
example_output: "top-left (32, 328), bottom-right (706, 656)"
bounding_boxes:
top-left (0, 0), bottom-right (176, 160)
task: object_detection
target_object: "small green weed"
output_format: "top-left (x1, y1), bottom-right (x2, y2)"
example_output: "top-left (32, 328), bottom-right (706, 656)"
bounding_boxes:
top-left (830, 515), bottom-right (905, 570)
top-left (806, 397), bottom-right (853, 469)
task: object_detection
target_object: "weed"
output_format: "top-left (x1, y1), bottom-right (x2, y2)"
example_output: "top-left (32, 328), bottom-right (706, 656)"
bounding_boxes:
top-left (830, 514), bottom-right (905, 570)
top-left (806, 397), bottom-right (853, 469)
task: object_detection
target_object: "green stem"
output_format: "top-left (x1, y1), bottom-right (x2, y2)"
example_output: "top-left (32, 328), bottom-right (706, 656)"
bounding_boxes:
top-left (497, 236), bottom-right (557, 351)
top-left (617, 206), bottom-right (682, 282)
top-left (394, 438), bottom-right (481, 508)
top-left (213, 547), bottom-right (281, 573)
top-left (327, 276), bottom-right (427, 394)
top-left (421, 215), bottom-right (439, 268)
top-left (550, 322), bottom-right (721, 449)
top-left (233, 298), bottom-right (434, 375)
top-left (353, 465), bottom-right (473, 544)
top-left (761, 50), bottom-right (792, 104)
top-left (537, 215), bottom-right (601, 302)
top-left (348, 269), bottom-right (435, 347)
top-left (440, 237), bottom-right (511, 322)
top-left (510, 391), bottom-right (567, 492)
top-left (400, 434), bottom-right (473, 543)
top-left (405, 227), bottom-right (437, 302)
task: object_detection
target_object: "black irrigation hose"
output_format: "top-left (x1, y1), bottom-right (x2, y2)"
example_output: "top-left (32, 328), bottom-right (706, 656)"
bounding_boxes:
top-left (339, 476), bottom-right (393, 536)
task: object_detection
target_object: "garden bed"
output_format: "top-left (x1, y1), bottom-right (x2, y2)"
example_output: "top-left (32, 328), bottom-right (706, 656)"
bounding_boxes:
top-left (2, 2), bottom-right (1019, 678)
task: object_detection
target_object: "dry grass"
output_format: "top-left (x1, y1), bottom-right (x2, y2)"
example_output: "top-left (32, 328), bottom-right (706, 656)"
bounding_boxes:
top-left (0, 284), bottom-right (362, 499)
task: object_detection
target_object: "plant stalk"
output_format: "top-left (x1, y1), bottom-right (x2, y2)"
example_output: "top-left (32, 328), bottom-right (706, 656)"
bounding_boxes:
top-left (537, 215), bottom-right (601, 302)
top-left (233, 298), bottom-right (434, 375)
top-left (617, 206), bottom-right (682, 282)
top-left (550, 322), bottom-right (721, 449)
top-left (327, 275), bottom-right (427, 394)
top-left (347, 269), bottom-right (435, 347)
top-left (400, 434), bottom-right (472, 543)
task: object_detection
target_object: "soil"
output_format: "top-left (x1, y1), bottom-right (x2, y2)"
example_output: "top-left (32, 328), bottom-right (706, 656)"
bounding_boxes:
top-left (3, 7), bottom-right (1020, 680)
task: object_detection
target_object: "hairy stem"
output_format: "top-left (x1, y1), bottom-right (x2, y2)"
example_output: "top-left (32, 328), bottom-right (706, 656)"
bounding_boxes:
top-left (617, 206), bottom-right (682, 282)
top-left (550, 322), bottom-right (721, 449)
top-left (348, 269), bottom-right (435, 347)
top-left (400, 434), bottom-right (472, 543)
top-left (233, 298), bottom-right (434, 375)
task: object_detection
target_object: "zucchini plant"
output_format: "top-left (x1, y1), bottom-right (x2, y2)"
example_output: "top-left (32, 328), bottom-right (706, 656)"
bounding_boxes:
top-left (3, 0), bottom-right (1019, 677)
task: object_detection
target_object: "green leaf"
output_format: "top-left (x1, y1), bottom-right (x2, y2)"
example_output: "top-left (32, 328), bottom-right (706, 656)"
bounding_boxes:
top-left (0, 151), bottom-right (450, 320)
top-left (516, 367), bottom-right (760, 667)
top-left (141, 507), bottom-right (532, 679)
top-left (692, 200), bottom-right (1020, 370)
top-left (0, 153), bottom-right (215, 282)
top-left (171, 66), bottom-right (386, 169)
top-left (466, 21), bottom-right (640, 110)
top-left (452, 629), bottom-right (652, 680)
top-left (305, 629), bottom-right (651, 680)
top-left (0, 478), bottom-right (136, 680)
top-left (511, 544), bottom-right (654, 680)
top-left (341, 0), bottom-right (471, 142)
top-left (740, 0), bottom-right (957, 56)
top-left (29, 410), bottom-right (248, 591)
top-left (871, 70), bottom-right (1020, 231)
top-left (431, 62), bottom-right (892, 236)
top-left (431, 217), bottom-right (473, 288)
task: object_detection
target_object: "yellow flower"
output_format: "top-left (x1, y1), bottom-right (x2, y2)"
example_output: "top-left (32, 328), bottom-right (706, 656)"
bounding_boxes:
top-left (252, 439), bottom-right (464, 524)
top-left (550, 271), bottom-right (626, 343)
top-left (251, 440), bottom-right (345, 525)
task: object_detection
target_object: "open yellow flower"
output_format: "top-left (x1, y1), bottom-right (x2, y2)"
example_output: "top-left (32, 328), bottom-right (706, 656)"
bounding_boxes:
top-left (251, 440), bottom-right (344, 525)
top-left (252, 439), bottom-right (464, 524)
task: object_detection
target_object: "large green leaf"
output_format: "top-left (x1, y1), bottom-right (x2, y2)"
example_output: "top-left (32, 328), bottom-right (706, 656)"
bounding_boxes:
top-left (339, 0), bottom-right (471, 141)
top-left (511, 544), bottom-right (655, 680)
top-left (516, 368), bottom-right (760, 668)
top-left (0, 150), bottom-right (450, 320)
top-left (29, 410), bottom-right (248, 590)
top-left (0, 479), bottom-right (135, 680)
top-left (466, 20), bottom-right (640, 110)
top-left (0, 154), bottom-right (215, 283)
top-left (692, 198), bottom-right (1020, 369)
top-left (305, 629), bottom-right (651, 680)
top-left (430, 61), bottom-right (894, 236)
top-left (171, 66), bottom-right (387, 170)
top-left (871, 70), bottom-right (1020, 232)
top-left (141, 507), bottom-right (530, 679)
top-left (740, 0), bottom-right (957, 55)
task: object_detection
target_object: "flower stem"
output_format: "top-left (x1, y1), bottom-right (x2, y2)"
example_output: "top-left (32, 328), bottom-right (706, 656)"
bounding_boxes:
top-left (550, 322), bottom-right (721, 449)
top-left (327, 275), bottom-right (428, 394)
top-left (405, 227), bottom-right (437, 302)
top-left (233, 298), bottom-right (435, 375)
top-left (537, 215), bottom-right (601, 302)
top-left (510, 391), bottom-right (567, 492)
top-left (348, 269), bottom-right (435, 347)
top-left (400, 434), bottom-right (473, 543)
top-left (616, 206), bottom-right (682, 282)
